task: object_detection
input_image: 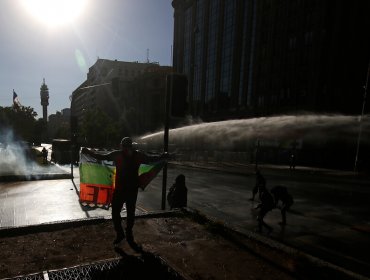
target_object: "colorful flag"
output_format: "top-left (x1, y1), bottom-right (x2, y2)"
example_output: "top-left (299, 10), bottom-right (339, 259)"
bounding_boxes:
top-left (13, 90), bottom-right (21, 107)
top-left (79, 152), bottom-right (164, 206)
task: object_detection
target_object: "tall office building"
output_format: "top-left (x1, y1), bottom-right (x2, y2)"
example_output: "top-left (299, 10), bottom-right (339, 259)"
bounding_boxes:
top-left (172, 0), bottom-right (370, 120)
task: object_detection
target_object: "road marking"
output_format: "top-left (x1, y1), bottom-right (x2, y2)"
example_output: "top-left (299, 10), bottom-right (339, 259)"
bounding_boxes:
top-left (136, 205), bottom-right (148, 213)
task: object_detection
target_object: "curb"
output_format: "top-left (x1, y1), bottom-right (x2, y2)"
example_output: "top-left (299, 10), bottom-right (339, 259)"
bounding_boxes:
top-left (0, 210), bottom-right (182, 238)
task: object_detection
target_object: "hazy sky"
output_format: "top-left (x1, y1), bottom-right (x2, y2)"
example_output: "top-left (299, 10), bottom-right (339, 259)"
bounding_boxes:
top-left (0, 0), bottom-right (174, 118)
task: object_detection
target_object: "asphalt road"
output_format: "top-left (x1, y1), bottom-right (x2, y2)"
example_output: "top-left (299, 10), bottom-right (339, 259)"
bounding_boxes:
top-left (137, 165), bottom-right (370, 277)
top-left (1, 163), bottom-right (370, 277)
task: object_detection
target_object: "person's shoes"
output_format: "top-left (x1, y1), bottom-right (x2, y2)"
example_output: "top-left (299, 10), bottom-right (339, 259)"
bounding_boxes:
top-left (127, 239), bottom-right (143, 253)
top-left (113, 234), bottom-right (125, 246)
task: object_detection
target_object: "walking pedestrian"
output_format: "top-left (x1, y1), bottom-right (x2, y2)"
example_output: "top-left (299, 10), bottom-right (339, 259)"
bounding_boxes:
top-left (249, 169), bottom-right (266, 201)
top-left (41, 147), bottom-right (48, 164)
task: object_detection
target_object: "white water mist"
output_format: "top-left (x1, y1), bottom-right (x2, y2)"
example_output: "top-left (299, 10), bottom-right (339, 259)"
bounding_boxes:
top-left (140, 114), bottom-right (370, 150)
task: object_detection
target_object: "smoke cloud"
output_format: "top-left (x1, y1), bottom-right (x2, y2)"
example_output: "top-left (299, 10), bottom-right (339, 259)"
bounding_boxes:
top-left (0, 128), bottom-right (65, 177)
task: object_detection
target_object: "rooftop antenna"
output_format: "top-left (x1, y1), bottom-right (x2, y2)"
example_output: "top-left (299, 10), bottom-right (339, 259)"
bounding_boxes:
top-left (146, 48), bottom-right (150, 63)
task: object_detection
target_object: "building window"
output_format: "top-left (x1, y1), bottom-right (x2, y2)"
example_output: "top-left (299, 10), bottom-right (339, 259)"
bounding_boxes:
top-left (193, 0), bottom-right (205, 102)
top-left (238, 1), bottom-right (250, 106)
top-left (183, 7), bottom-right (193, 77)
top-left (205, 0), bottom-right (220, 107)
top-left (304, 31), bottom-right (313, 45)
top-left (220, 0), bottom-right (237, 103)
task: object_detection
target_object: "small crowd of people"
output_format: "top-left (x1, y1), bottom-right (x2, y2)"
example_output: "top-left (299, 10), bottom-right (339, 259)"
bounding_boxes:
top-left (80, 136), bottom-right (291, 251)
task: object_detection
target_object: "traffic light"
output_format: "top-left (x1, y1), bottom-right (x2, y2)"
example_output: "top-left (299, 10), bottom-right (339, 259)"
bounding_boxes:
top-left (167, 73), bottom-right (188, 117)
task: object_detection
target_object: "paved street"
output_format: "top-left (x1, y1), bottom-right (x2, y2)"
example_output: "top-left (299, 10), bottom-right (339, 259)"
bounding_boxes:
top-left (138, 164), bottom-right (370, 277)
top-left (1, 162), bottom-right (370, 277)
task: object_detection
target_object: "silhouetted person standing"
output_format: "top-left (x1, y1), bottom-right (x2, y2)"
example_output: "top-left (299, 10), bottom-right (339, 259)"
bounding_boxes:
top-left (167, 174), bottom-right (187, 209)
top-left (289, 153), bottom-right (296, 170)
top-left (255, 185), bottom-right (274, 234)
top-left (41, 147), bottom-right (48, 164)
top-left (271, 185), bottom-right (294, 225)
top-left (250, 170), bottom-right (266, 201)
top-left (82, 137), bottom-right (166, 249)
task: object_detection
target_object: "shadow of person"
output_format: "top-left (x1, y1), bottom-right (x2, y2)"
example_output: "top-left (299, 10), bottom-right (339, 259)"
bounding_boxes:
top-left (92, 250), bottom-right (147, 279)
top-left (114, 246), bottom-right (129, 257)
top-left (127, 239), bottom-right (144, 254)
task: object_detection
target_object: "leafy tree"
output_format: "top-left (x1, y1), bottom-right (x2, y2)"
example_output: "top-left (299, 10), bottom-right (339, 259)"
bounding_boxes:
top-left (0, 106), bottom-right (38, 143)
top-left (80, 108), bottom-right (121, 148)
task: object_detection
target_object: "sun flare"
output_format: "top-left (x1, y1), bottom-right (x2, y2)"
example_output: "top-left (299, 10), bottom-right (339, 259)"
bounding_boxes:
top-left (20, 0), bottom-right (87, 28)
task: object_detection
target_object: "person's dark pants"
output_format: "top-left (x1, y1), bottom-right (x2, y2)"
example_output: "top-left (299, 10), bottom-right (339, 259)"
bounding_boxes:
top-left (252, 186), bottom-right (258, 197)
top-left (258, 206), bottom-right (273, 232)
top-left (111, 188), bottom-right (138, 239)
top-left (280, 200), bottom-right (293, 225)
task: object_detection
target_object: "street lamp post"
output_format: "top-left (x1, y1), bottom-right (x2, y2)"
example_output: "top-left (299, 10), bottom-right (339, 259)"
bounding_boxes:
top-left (354, 60), bottom-right (369, 172)
top-left (161, 75), bottom-right (172, 210)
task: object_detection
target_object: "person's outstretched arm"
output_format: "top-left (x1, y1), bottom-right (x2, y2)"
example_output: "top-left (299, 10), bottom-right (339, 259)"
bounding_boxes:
top-left (139, 151), bottom-right (169, 164)
top-left (81, 147), bottom-right (119, 161)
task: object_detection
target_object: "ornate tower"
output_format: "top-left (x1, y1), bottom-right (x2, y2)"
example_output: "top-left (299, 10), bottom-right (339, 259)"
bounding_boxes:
top-left (40, 78), bottom-right (49, 122)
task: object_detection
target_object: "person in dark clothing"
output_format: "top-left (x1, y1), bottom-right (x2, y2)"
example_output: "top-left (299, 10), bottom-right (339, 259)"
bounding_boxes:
top-left (41, 147), bottom-right (48, 164)
top-left (270, 185), bottom-right (294, 225)
top-left (81, 137), bottom-right (167, 249)
top-left (255, 185), bottom-right (274, 234)
top-left (167, 174), bottom-right (187, 209)
top-left (249, 169), bottom-right (266, 201)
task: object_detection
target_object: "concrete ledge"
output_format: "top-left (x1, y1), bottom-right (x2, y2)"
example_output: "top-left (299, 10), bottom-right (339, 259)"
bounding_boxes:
top-left (0, 210), bottom-right (182, 238)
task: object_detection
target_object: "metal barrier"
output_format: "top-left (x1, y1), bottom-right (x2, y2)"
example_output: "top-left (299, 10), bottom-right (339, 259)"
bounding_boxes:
top-left (4, 254), bottom-right (184, 280)
top-left (3, 273), bottom-right (44, 280)
top-left (47, 259), bottom-right (120, 279)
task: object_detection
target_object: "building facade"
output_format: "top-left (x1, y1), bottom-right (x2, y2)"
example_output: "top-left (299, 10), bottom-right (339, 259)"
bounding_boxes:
top-left (71, 59), bottom-right (172, 140)
top-left (48, 108), bottom-right (71, 140)
top-left (71, 59), bottom-right (157, 123)
top-left (172, 0), bottom-right (370, 120)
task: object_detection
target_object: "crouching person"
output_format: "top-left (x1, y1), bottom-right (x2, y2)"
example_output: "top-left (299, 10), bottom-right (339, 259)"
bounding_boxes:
top-left (255, 185), bottom-right (274, 234)
top-left (167, 174), bottom-right (188, 210)
top-left (270, 185), bottom-right (294, 226)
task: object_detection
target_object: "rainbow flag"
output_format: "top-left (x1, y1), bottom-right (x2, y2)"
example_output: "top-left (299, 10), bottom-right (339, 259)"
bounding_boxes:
top-left (79, 152), bottom-right (164, 206)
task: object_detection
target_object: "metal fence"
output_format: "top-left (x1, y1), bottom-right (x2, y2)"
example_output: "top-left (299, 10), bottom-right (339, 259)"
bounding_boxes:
top-left (3, 254), bottom-right (184, 280)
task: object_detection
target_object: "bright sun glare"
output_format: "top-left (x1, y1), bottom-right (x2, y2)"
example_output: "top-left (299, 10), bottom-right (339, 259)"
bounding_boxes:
top-left (21, 0), bottom-right (87, 28)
